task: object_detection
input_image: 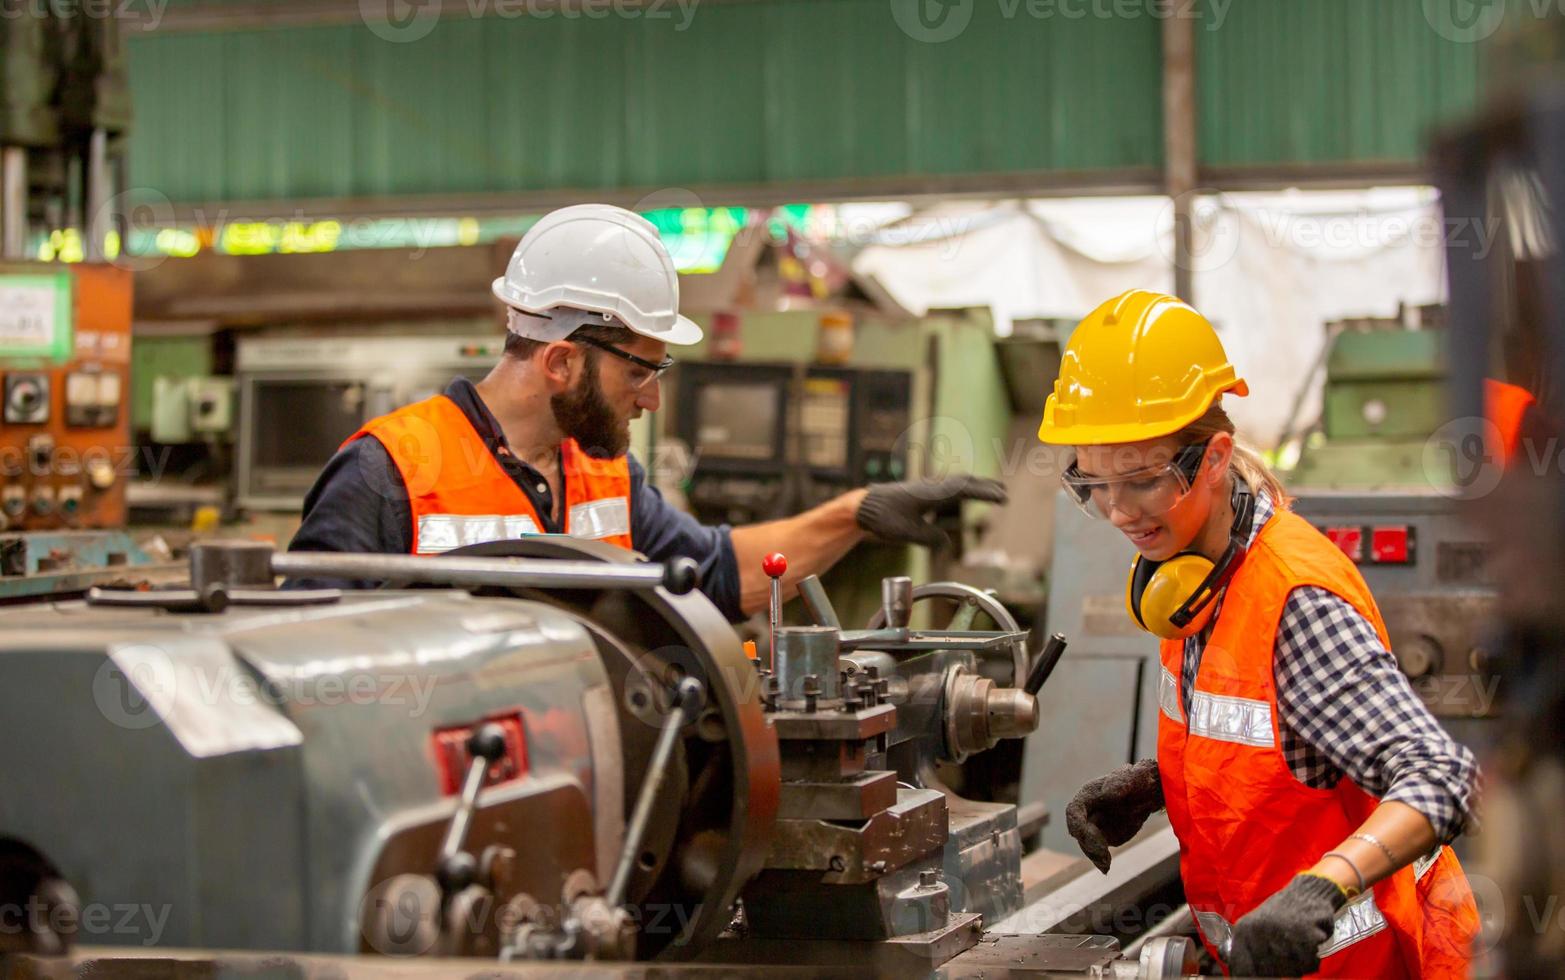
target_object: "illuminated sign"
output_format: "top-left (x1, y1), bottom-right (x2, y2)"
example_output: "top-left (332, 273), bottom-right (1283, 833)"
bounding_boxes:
top-left (30, 205), bottom-right (771, 274)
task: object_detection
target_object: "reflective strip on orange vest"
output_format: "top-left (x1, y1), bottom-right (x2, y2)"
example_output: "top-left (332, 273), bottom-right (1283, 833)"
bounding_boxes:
top-left (415, 514), bottom-right (542, 555)
top-left (1187, 689), bottom-right (1274, 748)
top-left (1196, 892), bottom-right (1389, 962)
top-left (1158, 664), bottom-right (1184, 724)
top-left (568, 497), bottom-right (631, 541)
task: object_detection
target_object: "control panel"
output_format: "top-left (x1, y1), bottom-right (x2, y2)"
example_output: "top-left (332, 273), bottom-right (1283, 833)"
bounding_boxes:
top-left (671, 362), bottom-right (916, 525)
top-left (1293, 491), bottom-right (1500, 719)
top-left (798, 367), bottom-right (914, 509)
top-left (0, 264), bottom-right (133, 531)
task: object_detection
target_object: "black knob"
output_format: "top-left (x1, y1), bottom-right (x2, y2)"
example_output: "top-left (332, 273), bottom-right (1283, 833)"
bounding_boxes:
top-left (466, 723), bottom-right (508, 762)
top-left (1025, 633), bottom-right (1069, 696)
top-left (674, 676), bottom-right (706, 715)
top-left (662, 556), bottom-right (700, 595)
top-left (436, 850), bottom-right (477, 895)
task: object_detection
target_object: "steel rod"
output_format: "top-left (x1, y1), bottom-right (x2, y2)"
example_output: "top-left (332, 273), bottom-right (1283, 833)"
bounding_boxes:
top-left (271, 551), bottom-right (691, 594)
top-left (606, 677), bottom-right (704, 910)
top-left (797, 574), bottom-right (841, 629)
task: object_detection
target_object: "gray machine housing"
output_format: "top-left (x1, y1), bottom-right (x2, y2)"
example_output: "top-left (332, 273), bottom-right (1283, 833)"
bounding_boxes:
top-left (1, 591), bottom-right (620, 951)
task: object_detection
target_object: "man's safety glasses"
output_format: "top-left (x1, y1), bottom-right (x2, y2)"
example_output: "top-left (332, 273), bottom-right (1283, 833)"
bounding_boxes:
top-left (1061, 440), bottom-right (1210, 520)
top-left (573, 335), bottom-right (675, 390)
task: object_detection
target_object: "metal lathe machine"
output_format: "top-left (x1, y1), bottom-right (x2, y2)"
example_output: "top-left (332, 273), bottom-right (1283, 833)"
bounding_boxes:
top-left (0, 537), bottom-right (1196, 979)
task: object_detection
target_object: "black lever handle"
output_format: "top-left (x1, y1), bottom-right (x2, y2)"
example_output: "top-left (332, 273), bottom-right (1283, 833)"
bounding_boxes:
top-left (1025, 633), bottom-right (1068, 696)
top-left (436, 723), bottom-right (508, 898)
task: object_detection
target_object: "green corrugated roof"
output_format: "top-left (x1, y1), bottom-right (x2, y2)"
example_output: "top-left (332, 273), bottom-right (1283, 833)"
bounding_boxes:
top-left (126, 0), bottom-right (1483, 205)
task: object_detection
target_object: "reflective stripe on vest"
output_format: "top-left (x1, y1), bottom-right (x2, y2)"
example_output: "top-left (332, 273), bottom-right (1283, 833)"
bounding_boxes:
top-left (1159, 664), bottom-right (1184, 724)
top-left (1187, 689), bottom-right (1275, 748)
top-left (568, 496), bottom-right (631, 541)
top-left (415, 499), bottom-right (628, 554)
top-left (416, 514), bottom-right (541, 555)
top-left (1196, 892), bottom-right (1388, 962)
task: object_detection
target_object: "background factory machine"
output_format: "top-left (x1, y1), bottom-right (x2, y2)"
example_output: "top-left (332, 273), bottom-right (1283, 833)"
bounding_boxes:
top-left (0, 262), bottom-right (175, 601)
top-left (0, 536), bottom-right (1198, 978)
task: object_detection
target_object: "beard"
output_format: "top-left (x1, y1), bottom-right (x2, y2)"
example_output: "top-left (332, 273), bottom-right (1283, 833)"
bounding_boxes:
top-left (551, 358), bottom-right (630, 458)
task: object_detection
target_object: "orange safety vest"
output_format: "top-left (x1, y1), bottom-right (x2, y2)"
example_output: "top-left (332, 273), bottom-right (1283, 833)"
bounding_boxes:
top-left (343, 394), bottom-right (634, 555)
top-left (1156, 509), bottom-right (1479, 978)
top-left (1484, 377), bottom-right (1536, 468)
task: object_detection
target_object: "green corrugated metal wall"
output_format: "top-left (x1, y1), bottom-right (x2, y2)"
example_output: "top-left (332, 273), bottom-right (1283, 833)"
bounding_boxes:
top-left (1196, 0), bottom-right (1480, 167)
top-left (127, 0), bottom-right (1165, 203)
top-left (126, 0), bottom-right (1482, 205)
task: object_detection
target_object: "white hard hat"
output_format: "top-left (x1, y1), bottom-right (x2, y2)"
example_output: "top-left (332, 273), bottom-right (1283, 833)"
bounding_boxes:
top-left (492, 203), bottom-right (703, 346)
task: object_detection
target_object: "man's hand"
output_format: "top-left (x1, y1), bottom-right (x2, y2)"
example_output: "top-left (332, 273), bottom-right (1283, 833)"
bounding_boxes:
top-left (1065, 759), bottom-right (1163, 874)
top-left (854, 474), bottom-right (1007, 550)
top-left (1225, 874), bottom-right (1348, 977)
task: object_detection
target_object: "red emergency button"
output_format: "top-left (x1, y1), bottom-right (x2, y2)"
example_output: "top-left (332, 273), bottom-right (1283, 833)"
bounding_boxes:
top-left (1370, 525), bottom-right (1414, 564)
top-left (1322, 526), bottom-right (1365, 562)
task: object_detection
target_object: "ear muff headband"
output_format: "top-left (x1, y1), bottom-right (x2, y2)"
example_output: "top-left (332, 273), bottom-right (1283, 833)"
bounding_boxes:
top-left (1125, 483), bottom-right (1256, 639)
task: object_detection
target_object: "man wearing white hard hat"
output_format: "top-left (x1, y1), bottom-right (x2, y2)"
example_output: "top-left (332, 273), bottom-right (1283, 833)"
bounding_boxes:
top-left (289, 204), bottom-right (1005, 619)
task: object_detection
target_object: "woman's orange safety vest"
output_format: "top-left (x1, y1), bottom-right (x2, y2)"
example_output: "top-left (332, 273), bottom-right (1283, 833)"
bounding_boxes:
top-left (1156, 509), bottom-right (1479, 978)
top-left (343, 394), bottom-right (634, 555)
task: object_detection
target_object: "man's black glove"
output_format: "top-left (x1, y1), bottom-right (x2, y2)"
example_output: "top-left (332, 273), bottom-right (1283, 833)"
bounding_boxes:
top-left (1065, 759), bottom-right (1163, 874)
top-left (855, 474), bottom-right (1007, 550)
top-left (1225, 874), bottom-right (1348, 978)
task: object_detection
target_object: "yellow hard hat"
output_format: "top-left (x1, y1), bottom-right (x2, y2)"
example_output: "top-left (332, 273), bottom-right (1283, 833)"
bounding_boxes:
top-left (1038, 289), bottom-right (1247, 445)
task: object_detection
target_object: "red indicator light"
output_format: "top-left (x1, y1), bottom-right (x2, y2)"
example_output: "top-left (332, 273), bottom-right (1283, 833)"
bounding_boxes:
top-left (1322, 525), bottom-right (1365, 562)
top-left (1370, 526), bottom-right (1413, 564)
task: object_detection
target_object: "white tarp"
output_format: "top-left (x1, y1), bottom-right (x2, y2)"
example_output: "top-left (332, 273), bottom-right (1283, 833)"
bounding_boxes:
top-left (848, 188), bottom-right (1448, 448)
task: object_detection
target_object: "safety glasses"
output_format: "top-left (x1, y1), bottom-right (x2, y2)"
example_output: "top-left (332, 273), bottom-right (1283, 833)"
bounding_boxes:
top-left (1061, 440), bottom-right (1210, 520)
top-left (572, 335), bottom-right (675, 391)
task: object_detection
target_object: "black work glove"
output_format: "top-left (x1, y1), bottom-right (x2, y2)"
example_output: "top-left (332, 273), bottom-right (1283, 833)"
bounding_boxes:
top-left (855, 474), bottom-right (1007, 550)
top-left (1065, 759), bottom-right (1163, 874)
top-left (1225, 874), bottom-right (1349, 978)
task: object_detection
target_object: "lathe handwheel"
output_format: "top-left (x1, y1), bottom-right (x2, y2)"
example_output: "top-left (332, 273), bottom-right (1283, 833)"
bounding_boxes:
top-left (864, 581), bottom-right (1028, 686)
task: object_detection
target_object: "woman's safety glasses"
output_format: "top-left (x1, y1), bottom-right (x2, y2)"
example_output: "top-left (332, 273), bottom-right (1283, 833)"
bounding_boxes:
top-left (1061, 440), bottom-right (1210, 520)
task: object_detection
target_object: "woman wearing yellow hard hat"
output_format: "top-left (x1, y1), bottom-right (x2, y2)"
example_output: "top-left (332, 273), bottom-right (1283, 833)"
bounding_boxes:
top-left (1039, 289), bottom-right (1480, 978)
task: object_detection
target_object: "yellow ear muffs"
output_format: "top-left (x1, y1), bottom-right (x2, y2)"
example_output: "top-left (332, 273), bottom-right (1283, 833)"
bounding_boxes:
top-left (1125, 553), bottom-right (1220, 640)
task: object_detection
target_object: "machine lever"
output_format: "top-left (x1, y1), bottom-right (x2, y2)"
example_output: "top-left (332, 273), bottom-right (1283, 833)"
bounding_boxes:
top-left (436, 723), bottom-right (509, 900)
top-left (605, 676), bottom-right (706, 911)
top-left (1024, 633), bottom-right (1068, 696)
top-left (85, 584), bottom-right (230, 614)
top-left (266, 551), bottom-right (700, 595)
top-left (762, 553), bottom-right (788, 670)
top-left (796, 574), bottom-right (841, 629)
